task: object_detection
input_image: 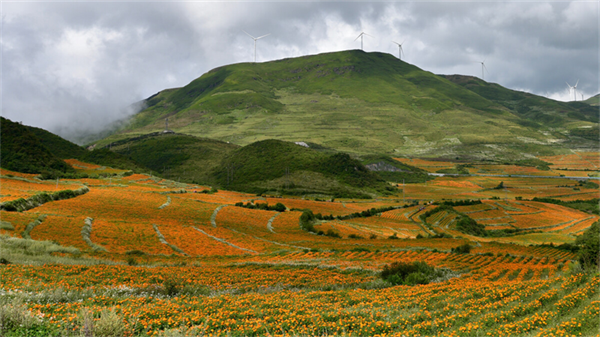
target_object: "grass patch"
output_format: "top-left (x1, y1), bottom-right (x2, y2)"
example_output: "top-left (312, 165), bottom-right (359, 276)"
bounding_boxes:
top-left (0, 234), bottom-right (112, 266)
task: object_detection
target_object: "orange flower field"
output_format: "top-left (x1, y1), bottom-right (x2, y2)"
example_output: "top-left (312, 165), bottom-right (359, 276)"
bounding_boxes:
top-left (1, 158), bottom-right (598, 337)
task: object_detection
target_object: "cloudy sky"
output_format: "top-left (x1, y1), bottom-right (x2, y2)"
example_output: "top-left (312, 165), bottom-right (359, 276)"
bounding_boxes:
top-left (2, 1), bottom-right (598, 143)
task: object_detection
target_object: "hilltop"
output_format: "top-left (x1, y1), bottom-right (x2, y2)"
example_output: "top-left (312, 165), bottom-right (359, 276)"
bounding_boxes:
top-left (95, 50), bottom-right (597, 159)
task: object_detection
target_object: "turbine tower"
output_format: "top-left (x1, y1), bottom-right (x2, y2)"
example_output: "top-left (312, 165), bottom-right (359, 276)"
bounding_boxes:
top-left (243, 30), bottom-right (270, 63)
top-left (566, 80), bottom-right (579, 101)
top-left (479, 60), bottom-right (488, 81)
top-left (354, 32), bottom-right (372, 50)
top-left (392, 40), bottom-right (405, 60)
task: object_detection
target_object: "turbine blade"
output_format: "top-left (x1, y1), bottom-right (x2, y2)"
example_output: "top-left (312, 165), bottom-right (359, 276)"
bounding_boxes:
top-left (575, 79), bottom-right (579, 87)
top-left (364, 33), bottom-right (374, 38)
top-left (256, 33), bottom-right (270, 40)
top-left (392, 41), bottom-right (400, 45)
top-left (354, 33), bottom-right (363, 41)
top-left (243, 30), bottom-right (256, 39)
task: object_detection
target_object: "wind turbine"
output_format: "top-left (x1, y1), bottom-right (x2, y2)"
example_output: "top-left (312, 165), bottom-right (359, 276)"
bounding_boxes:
top-left (392, 40), bottom-right (405, 60)
top-left (566, 80), bottom-right (579, 101)
top-left (354, 32), bottom-right (373, 50)
top-left (243, 30), bottom-right (270, 63)
top-left (478, 60), bottom-right (488, 81)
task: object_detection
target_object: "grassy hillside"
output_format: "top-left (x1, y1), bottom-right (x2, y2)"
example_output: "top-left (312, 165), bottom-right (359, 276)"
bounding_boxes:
top-left (441, 75), bottom-right (598, 125)
top-left (94, 50), bottom-right (597, 159)
top-left (108, 133), bottom-right (428, 197)
top-left (28, 125), bottom-right (88, 159)
top-left (211, 139), bottom-right (392, 198)
top-left (110, 133), bottom-right (239, 185)
top-left (1, 117), bottom-right (146, 176)
top-left (0, 117), bottom-right (74, 175)
top-left (360, 154), bottom-right (432, 183)
top-left (582, 93), bottom-right (599, 106)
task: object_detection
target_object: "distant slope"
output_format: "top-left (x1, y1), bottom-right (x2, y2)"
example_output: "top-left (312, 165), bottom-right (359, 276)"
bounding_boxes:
top-left (442, 75), bottom-right (599, 144)
top-left (211, 139), bottom-right (391, 198)
top-left (28, 124), bottom-right (88, 159)
top-left (583, 93), bottom-right (600, 106)
top-left (441, 75), bottom-right (598, 125)
top-left (110, 133), bottom-right (426, 197)
top-left (0, 117), bottom-right (74, 174)
top-left (96, 50), bottom-right (597, 159)
top-left (110, 133), bottom-right (239, 185)
top-left (360, 154), bottom-right (432, 183)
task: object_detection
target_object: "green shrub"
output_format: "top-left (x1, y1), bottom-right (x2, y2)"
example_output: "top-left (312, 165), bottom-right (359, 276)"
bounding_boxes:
top-left (380, 261), bottom-right (441, 286)
top-left (452, 243), bottom-right (472, 254)
top-left (404, 272), bottom-right (429, 285)
top-left (325, 229), bottom-right (341, 238)
top-left (273, 202), bottom-right (286, 212)
top-left (125, 250), bottom-right (147, 256)
top-left (454, 216), bottom-right (486, 236)
top-left (299, 210), bottom-right (317, 233)
top-left (576, 222), bottom-right (599, 271)
top-left (163, 279), bottom-right (181, 297)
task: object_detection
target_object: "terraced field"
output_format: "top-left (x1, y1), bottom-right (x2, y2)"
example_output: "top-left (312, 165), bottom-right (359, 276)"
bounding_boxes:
top-left (0, 159), bottom-right (598, 337)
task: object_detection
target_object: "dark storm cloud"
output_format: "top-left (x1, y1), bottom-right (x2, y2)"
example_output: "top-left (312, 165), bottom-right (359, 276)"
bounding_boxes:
top-left (2, 2), bottom-right (597, 143)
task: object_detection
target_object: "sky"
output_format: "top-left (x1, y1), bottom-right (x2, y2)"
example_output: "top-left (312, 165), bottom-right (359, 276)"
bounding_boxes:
top-left (2, 1), bottom-right (599, 143)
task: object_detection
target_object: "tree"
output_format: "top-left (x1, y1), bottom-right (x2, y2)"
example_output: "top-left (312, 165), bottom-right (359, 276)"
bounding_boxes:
top-left (576, 222), bottom-right (599, 271)
top-left (273, 202), bottom-right (286, 212)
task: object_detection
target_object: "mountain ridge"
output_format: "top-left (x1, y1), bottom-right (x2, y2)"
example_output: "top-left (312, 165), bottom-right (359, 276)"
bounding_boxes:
top-left (94, 50), bottom-right (597, 159)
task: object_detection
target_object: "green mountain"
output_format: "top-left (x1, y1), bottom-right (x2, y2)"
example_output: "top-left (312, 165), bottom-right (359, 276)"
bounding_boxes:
top-left (94, 50), bottom-right (598, 159)
top-left (211, 139), bottom-right (391, 198)
top-left (110, 132), bottom-right (239, 184)
top-left (28, 124), bottom-right (88, 159)
top-left (1, 117), bottom-right (74, 175)
top-left (1, 117), bottom-right (145, 176)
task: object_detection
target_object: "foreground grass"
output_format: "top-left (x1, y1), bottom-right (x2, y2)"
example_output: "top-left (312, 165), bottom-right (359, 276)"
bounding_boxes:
top-left (1, 236), bottom-right (598, 337)
top-left (0, 234), bottom-right (117, 266)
